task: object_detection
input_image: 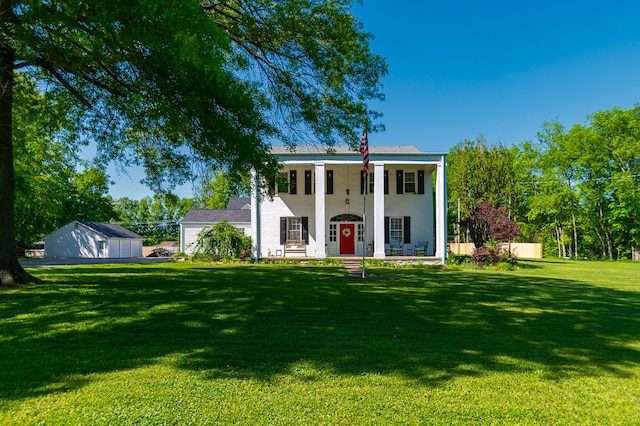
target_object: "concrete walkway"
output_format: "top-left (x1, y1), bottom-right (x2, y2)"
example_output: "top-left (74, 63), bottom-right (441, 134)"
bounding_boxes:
top-left (342, 259), bottom-right (364, 278)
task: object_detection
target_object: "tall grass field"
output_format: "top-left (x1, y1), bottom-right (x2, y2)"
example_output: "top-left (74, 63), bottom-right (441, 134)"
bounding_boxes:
top-left (1, 259), bottom-right (639, 424)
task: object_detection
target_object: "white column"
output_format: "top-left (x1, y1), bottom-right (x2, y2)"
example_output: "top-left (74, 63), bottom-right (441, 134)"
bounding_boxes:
top-left (425, 171), bottom-right (434, 255)
top-left (435, 155), bottom-right (448, 263)
top-left (250, 169), bottom-right (261, 261)
top-left (314, 162), bottom-right (326, 258)
top-left (374, 162), bottom-right (386, 258)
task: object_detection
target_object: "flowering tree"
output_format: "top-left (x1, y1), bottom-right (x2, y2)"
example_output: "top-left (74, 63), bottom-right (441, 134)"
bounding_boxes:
top-left (466, 201), bottom-right (522, 266)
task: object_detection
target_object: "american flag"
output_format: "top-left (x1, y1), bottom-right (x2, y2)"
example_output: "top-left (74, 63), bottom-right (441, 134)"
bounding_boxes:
top-left (359, 131), bottom-right (369, 177)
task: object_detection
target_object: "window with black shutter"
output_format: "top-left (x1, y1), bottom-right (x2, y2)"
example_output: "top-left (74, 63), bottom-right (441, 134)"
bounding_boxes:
top-left (327, 170), bottom-right (334, 194)
top-left (396, 170), bottom-right (403, 194)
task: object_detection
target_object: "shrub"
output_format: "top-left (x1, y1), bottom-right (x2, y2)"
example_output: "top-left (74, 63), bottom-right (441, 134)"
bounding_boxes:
top-left (471, 245), bottom-right (509, 267)
top-left (192, 220), bottom-right (252, 260)
top-left (447, 253), bottom-right (473, 266)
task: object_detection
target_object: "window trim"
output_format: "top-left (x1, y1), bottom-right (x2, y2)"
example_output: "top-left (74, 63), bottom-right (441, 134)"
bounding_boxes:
top-left (404, 171), bottom-right (416, 194)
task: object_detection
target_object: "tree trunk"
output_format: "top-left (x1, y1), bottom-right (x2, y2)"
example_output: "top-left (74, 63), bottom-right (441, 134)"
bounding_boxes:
top-left (597, 202), bottom-right (614, 260)
top-left (571, 211), bottom-right (578, 259)
top-left (0, 20), bottom-right (40, 286)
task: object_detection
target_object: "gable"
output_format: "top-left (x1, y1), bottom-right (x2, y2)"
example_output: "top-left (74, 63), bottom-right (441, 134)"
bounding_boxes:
top-left (227, 197), bottom-right (251, 210)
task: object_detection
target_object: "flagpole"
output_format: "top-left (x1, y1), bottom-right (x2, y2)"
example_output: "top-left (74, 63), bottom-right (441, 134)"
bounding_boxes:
top-left (359, 130), bottom-right (369, 279)
top-left (362, 176), bottom-right (366, 279)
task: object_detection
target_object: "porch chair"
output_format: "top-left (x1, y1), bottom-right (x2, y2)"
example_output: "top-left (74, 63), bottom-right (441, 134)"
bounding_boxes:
top-left (414, 241), bottom-right (428, 256)
top-left (390, 242), bottom-right (403, 256)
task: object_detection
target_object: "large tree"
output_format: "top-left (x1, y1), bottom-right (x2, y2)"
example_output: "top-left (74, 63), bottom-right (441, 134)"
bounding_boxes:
top-left (0, 0), bottom-right (386, 285)
top-left (447, 137), bottom-right (521, 244)
top-left (13, 73), bottom-right (116, 252)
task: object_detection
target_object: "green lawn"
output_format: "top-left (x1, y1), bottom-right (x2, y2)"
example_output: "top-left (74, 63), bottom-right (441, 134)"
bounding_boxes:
top-left (1, 260), bottom-right (639, 425)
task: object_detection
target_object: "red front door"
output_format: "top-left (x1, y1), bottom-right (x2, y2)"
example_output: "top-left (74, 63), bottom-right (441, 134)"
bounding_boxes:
top-left (340, 224), bottom-right (355, 255)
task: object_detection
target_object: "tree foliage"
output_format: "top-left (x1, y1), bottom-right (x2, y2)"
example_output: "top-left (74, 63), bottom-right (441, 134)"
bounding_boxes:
top-left (13, 74), bottom-right (116, 253)
top-left (447, 137), bottom-right (522, 244)
top-left (194, 170), bottom-right (250, 210)
top-left (113, 194), bottom-right (194, 245)
top-left (525, 108), bottom-right (640, 260)
top-left (1, 0), bottom-right (387, 285)
top-left (449, 106), bottom-right (639, 261)
top-left (192, 220), bottom-right (251, 260)
top-left (465, 201), bottom-right (522, 249)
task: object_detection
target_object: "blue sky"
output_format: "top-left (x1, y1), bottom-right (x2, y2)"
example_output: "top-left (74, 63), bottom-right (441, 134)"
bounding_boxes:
top-left (107, 0), bottom-right (640, 199)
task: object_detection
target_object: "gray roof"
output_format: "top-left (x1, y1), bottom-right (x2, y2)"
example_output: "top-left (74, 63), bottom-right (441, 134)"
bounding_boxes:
top-left (80, 221), bottom-right (144, 239)
top-left (270, 145), bottom-right (423, 155)
top-left (181, 209), bottom-right (251, 224)
top-left (227, 197), bottom-right (251, 210)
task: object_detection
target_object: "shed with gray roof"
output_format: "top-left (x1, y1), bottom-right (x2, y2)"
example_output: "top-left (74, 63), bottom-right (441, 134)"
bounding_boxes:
top-left (179, 198), bottom-right (252, 254)
top-left (44, 221), bottom-right (144, 259)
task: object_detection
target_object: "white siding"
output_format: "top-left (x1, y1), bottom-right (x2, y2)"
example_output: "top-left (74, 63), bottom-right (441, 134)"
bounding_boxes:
top-left (181, 224), bottom-right (208, 254)
top-left (109, 239), bottom-right (120, 258)
top-left (44, 222), bottom-right (103, 258)
top-left (120, 240), bottom-right (132, 258)
top-left (131, 240), bottom-right (143, 257)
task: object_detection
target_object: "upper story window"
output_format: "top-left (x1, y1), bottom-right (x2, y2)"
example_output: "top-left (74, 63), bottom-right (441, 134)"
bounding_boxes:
top-left (404, 172), bottom-right (415, 194)
top-left (277, 172), bottom-right (288, 193)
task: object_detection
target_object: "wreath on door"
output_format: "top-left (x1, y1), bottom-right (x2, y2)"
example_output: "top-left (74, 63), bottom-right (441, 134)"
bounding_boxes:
top-left (342, 227), bottom-right (352, 238)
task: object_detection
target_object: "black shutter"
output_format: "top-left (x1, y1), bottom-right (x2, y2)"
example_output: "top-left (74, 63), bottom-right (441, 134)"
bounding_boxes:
top-left (384, 170), bottom-right (389, 194)
top-left (327, 170), bottom-right (334, 194)
top-left (403, 216), bottom-right (411, 244)
top-left (289, 170), bottom-right (297, 194)
top-left (304, 170), bottom-right (312, 194)
top-left (360, 170), bottom-right (366, 194)
top-left (280, 217), bottom-right (287, 244)
top-left (384, 216), bottom-right (390, 244)
top-left (396, 170), bottom-right (404, 194)
top-left (302, 217), bottom-right (309, 244)
top-left (418, 170), bottom-right (425, 194)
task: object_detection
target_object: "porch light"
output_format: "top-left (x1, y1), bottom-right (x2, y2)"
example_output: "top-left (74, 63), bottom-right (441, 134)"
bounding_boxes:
top-left (346, 188), bottom-right (350, 195)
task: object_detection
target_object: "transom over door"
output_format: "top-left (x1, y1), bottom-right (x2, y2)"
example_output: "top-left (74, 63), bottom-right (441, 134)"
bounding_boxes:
top-left (339, 224), bottom-right (355, 255)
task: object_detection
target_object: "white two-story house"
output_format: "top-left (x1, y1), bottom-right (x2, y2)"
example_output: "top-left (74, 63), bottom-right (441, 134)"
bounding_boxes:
top-left (250, 145), bottom-right (447, 262)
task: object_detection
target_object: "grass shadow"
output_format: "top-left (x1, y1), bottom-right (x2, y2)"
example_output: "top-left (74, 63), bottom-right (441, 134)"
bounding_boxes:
top-left (1, 261), bottom-right (639, 400)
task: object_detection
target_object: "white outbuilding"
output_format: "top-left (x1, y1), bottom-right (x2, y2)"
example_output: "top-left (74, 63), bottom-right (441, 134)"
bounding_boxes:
top-left (179, 197), bottom-right (252, 255)
top-left (44, 221), bottom-right (144, 259)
